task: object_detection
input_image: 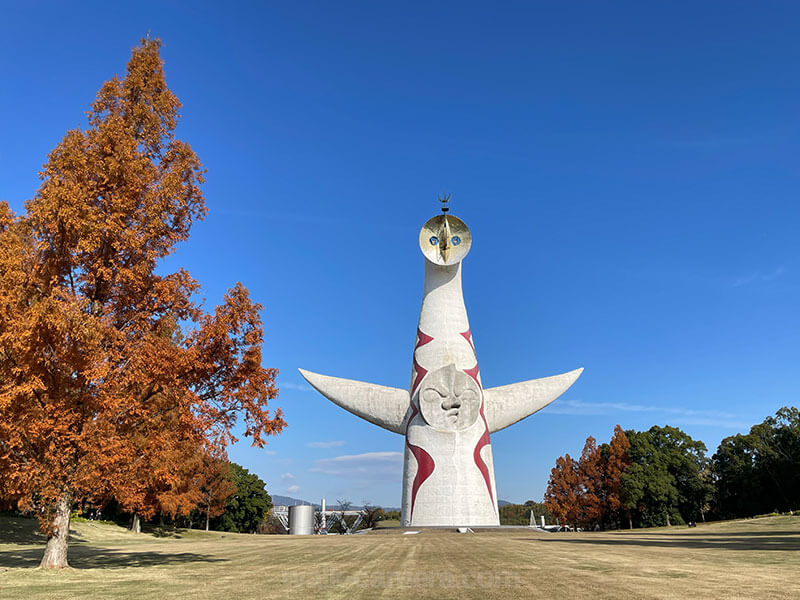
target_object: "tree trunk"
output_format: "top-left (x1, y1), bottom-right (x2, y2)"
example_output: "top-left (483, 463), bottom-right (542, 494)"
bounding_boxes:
top-left (700, 508), bottom-right (706, 523)
top-left (205, 509), bottom-right (210, 531)
top-left (39, 492), bottom-right (72, 569)
top-left (628, 515), bottom-right (633, 529)
top-left (665, 512), bottom-right (671, 527)
top-left (130, 513), bottom-right (141, 533)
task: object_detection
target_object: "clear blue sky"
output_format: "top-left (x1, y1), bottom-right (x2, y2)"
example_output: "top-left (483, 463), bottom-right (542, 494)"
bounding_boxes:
top-left (2, 1), bottom-right (798, 507)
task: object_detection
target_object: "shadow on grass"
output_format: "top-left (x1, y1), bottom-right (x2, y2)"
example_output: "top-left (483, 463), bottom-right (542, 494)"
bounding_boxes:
top-left (0, 545), bottom-right (227, 569)
top-left (0, 516), bottom-right (45, 545)
top-left (521, 532), bottom-right (800, 552)
top-left (145, 526), bottom-right (188, 539)
top-left (0, 517), bottom-right (88, 546)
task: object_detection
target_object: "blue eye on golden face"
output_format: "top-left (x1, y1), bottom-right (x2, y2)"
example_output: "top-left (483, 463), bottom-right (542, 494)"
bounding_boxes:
top-left (418, 214), bottom-right (471, 265)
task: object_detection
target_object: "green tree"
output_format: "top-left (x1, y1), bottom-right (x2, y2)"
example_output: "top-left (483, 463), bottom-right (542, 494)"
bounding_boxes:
top-left (713, 407), bottom-right (800, 518)
top-left (360, 502), bottom-right (384, 529)
top-left (499, 502), bottom-right (551, 526)
top-left (749, 407), bottom-right (800, 512)
top-left (621, 426), bottom-right (712, 527)
top-left (210, 463), bottom-right (272, 533)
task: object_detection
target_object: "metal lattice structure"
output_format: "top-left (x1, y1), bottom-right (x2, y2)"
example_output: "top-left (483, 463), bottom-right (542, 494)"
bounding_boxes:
top-left (272, 506), bottom-right (366, 534)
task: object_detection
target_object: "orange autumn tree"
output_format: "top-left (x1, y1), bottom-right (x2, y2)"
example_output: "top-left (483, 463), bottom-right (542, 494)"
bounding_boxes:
top-left (544, 454), bottom-right (581, 529)
top-left (194, 450), bottom-right (237, 532)
top-left (576, 436), bottom-right (604, 528)
top-left (109, 401), bottom-right (207, 533)
top-left (544, 425), bottom-right (633, 531)
top-left (0, 39), bottom-right (285, 568)
top-left (604, 424), bottom-right (632, 528)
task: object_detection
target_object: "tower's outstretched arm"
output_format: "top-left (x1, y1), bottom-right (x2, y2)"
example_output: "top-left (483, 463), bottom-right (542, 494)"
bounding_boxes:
top-left (298, 369), bottom-right (410, 434)
top-left (483, 368), bottom-right (583, 434)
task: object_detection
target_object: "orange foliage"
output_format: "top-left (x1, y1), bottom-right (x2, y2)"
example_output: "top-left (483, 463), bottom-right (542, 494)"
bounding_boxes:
top-left (605, 424), bottom-right (632, 518)
top-left (0, 39), bottom-right (284, 563)
top-left (195, 450), bottom-right (237, 529)
top-left (544, 454), bottom-right (580, 528)
top-left (545, 425), bottom-right (633, 531)
top-left (577, 436), bottom-right (604, 527)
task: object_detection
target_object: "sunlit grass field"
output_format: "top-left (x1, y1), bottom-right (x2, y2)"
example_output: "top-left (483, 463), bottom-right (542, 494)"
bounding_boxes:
top-left (1, 514), bottom-right (799, 599)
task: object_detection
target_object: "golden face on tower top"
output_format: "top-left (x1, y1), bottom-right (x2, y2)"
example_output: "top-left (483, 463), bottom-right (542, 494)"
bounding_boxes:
top-left (418, 214), bottom-right (472, 266)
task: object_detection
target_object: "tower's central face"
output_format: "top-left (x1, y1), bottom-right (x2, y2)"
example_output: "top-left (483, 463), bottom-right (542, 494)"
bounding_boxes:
top-left (419, 214), bottom-right (472, 265)
top-left (419, 365), bottom-right (481, 432)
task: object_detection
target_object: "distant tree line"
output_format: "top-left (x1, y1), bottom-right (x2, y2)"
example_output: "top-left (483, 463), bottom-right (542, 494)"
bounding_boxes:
top-left (27, 460), bottom-right (275, 536)
top-left (544, 407), bottom-right (799, 530)
top-left (499, 501), bottom-right (552, 526)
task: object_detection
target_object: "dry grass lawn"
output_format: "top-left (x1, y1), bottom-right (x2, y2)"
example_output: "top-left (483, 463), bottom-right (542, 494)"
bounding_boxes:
top-left (1, 514), bottom-right (799, 599)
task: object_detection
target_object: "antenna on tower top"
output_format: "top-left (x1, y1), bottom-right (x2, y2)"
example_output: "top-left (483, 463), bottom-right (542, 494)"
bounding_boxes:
top-left (439, 192), bottom-right (451, 213)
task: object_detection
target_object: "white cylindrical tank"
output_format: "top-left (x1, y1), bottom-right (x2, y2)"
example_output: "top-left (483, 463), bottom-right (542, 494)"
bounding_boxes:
top-left (288, 504), bottom-right (314, 535)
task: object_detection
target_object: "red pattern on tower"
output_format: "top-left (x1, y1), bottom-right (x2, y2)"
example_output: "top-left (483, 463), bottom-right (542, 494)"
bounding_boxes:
top-left (464, 363), bottom-right (495, 508)
top-left (406, 328), bottom-right (435, 518)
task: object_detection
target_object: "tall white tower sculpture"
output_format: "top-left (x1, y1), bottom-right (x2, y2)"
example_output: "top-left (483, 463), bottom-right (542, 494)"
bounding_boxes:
top-left (300, 203), bottom-right (582, 526)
